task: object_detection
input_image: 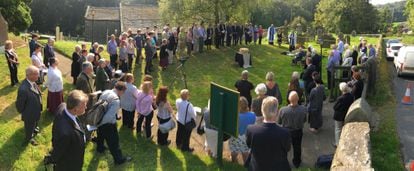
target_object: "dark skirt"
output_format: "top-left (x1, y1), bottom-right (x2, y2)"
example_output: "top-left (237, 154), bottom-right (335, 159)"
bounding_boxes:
top-left (159, 57), bottom-right (168, 68)
top-left (47, 91), bottom-right (64, 114)
top-left (308, 111), bottom-right (323, 129)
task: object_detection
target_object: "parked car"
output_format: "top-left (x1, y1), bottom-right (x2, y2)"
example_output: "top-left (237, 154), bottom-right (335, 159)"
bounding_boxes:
top-left (386, 39), bottom-right (401, 48)
top-left (394, 46), bottom-right (414, 76)
top-left (386, 43), bottom-right (403, 60)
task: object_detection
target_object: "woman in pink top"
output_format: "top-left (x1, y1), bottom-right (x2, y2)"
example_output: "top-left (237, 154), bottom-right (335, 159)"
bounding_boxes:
top-left (136, 81), bottom-right (154, 138)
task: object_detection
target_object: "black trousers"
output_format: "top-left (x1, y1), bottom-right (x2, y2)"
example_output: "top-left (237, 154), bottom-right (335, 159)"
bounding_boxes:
top-left (144, 57), bottom-right (152, 74)
top-left (127, 54), bottom-right (134, 72)
top-left (136, 111), bottom-right (153, 138)
top-left (122, 109), bottom-right (134, 128)
top-left (119, 59), bottom-right (128, 73)
top-left (258, 36), bottom-right (262, 45)
top-left (157, 116), bottom-right (170, 145)
top-left (233, 34), bottom-right (238, 45)
top-left (226, 35), bottom-right (232, 46)
top-left (327, 70), bottom-right (333, 90)
top-left (24, 119), bottom-right (38, 141)
top-left (8, 65), bottom-right (18, 86)
top-left (289, 129), bottom-right (303, 166)
top-left (110, 54), bottom-right (118, 70)
top-left (97, 123), bottom-right (124, 164)
top-left (176, 121), bottom-right (192, 151)
top-left (214, 36), bottom-right (220, 48)
top-left (220, 34), bottom-right (225, 46)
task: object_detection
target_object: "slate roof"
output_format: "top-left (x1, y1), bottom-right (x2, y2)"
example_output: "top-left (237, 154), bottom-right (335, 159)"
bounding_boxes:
top-left (84, 6), bottom-right (120, 21)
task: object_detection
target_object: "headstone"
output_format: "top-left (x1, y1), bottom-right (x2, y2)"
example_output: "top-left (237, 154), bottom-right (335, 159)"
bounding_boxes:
top-left (331, 122), bottom-right (373, 171)
top-left (60, 32), bottom-right (64, 41)
top-left (56, 26), bottom-right (60, 41)
top-left (351, 30), bottom-right (357, 37)
top-left (0, 13), bottom-right (8, 46)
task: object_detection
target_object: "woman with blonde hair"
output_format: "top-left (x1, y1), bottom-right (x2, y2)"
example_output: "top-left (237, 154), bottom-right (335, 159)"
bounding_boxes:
top-left (136, 81), bottom-right (155, 138)
top-left (264, 72), bottom-right (282, 104)
top-left (4, 40), bottom-right (19, 86)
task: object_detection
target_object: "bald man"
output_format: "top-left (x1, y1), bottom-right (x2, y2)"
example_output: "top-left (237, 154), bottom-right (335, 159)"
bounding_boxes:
top-left (16, 66), bottom-right (43, 146)
top-left (278, 91), bottom-right (307, 168)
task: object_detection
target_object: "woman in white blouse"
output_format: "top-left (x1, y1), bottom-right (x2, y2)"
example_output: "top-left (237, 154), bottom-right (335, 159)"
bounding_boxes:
top-left (31, 44), bottom-right (47, 84)
top-left (46, 58), bottom-right (64, 114)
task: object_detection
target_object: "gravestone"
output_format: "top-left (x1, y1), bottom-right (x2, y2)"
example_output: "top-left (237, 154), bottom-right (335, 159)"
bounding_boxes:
top-left (0, 13), bottom-right (8, 46)
top-left (56, 26), bottom-right (60, 41)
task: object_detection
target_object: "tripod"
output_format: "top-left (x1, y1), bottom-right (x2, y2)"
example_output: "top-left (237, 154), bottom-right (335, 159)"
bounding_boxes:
top-left (169, 58), bottom-right (188, 89)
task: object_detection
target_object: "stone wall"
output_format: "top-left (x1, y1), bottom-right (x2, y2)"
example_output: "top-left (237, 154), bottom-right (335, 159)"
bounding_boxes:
top-left (85, 20), bottom-right (120, 44)
top-left (331, 122), bottom-right (373, 171)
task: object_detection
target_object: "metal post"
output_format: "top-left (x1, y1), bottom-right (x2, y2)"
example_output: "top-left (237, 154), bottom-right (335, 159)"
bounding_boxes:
top-left (216, 92), bottom-right (224, 166)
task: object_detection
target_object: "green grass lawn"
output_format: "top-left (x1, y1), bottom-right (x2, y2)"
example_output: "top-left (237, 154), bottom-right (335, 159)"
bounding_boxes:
top-left (2, 34), bottom-right (390, 170)
top-left (402, 35), bottom-right (414, 44)
top-left (38, 39), bottom-right (110, 59)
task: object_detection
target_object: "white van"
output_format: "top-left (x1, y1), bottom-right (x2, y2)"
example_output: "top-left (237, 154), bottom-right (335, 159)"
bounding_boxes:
top-left (394, 46), bottom-right (414, 76)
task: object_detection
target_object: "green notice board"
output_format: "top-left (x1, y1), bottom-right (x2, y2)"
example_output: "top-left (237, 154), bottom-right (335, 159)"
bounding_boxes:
top-left (210, 82), bottom-right (239, 137)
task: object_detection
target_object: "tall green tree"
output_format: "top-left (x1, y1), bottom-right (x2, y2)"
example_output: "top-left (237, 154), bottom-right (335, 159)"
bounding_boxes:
top-left (405, 0), bottom-right (414, 30)
top-left (0, 0), bottom-right (33, 34)
top-left (314, 0), bottom-right (380, 33)
top-left (159, 0), bottom-right (258, 25)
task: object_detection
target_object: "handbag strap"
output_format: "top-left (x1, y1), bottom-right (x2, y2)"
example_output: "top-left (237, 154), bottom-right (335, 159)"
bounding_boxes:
top-left (184, 102), bottom-right (190, 124)
top-left (197, 111), bottom-right (204, 130)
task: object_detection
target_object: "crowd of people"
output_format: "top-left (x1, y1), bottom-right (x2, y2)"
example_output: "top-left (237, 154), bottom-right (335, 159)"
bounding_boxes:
top-left (3, 20), bottom-right (377, 170)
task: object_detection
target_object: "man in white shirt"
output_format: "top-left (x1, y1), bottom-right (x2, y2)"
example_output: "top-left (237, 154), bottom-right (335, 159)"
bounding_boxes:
top-left (175, 89), bottom-right (196, 152)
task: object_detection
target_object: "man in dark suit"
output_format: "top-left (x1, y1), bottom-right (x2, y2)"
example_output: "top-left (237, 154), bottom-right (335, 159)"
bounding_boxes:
top-left (301, 57), bottom-right (316, 99)
top-left (16, 66), bottom-right (42, 146)
top-left (44, 38), bottom-right (55, 67)
top-left (226, 23), bottom-right (233, 47)
top-left (29, 34), bottom-right (39, 56)
top-left (50, 90), bottom-right (88, 170)
top-left (246, 96), bottom-right (291, 171)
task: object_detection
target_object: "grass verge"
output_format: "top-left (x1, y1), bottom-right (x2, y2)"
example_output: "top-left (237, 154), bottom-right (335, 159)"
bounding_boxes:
top-left (369, 37), bottom-right (404, 170)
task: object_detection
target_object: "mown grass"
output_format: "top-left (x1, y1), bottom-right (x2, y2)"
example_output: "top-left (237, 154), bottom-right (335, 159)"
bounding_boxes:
top-left (369, 37), bottom-right (404, 170)
top-left (402, 35), bottom-right (414, 44)
top-left (38, 39), bottom-right (110, 59)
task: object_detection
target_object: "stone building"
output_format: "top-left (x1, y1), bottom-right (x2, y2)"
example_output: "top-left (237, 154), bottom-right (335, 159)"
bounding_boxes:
top-left (84, 3), bottom-right (160, 44)
top-left (0, 13), bottom-right (8, 46)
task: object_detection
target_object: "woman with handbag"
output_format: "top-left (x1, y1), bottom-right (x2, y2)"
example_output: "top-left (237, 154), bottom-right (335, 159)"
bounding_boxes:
top-left (136, 81), bottom-right (154, 139)
top-left (175, 89), bottom-right (196, 152)
top-left (156, 86), bottom-right (174, 145)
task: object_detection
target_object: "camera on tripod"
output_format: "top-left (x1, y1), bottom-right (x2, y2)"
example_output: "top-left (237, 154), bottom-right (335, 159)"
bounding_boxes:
top-left (179, 56), bottom-right (189, 65)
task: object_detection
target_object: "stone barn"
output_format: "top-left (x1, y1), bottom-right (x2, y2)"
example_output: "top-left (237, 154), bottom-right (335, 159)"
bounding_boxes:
top-left (84, 6), bottom-right (120, 44)
top-left (84, 3), bottom-right (160, 44)
top-left (0, 13), bottom-right (8, 46)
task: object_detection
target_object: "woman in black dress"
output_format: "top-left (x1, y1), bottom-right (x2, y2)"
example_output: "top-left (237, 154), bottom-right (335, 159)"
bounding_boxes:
top-left (205, 24), bottom-right (213, 50)
top-left (4, 40), bottom-right (19, 86)
top-left (71, 45), bottom-right (81, 85)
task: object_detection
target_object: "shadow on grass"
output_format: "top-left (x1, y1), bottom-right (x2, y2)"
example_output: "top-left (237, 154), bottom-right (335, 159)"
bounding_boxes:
top-left (0, 83), bottom-right (18, 97)
top-left (0, 127), bottom-right (26, 169)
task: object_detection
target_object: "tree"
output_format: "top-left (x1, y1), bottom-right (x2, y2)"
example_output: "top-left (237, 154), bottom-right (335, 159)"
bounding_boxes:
top-left (0, 0), bottom-right (33, 35)
top-left (314, 0), bottom-right (380, 33)
top-left (159, 0), bottom-right (259, 25)
top-left (405, 0), bottom-right (414, 30)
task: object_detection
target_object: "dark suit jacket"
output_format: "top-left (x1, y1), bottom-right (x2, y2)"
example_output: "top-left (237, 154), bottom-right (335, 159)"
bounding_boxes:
top-left (333, 93), bottom-right (355, 121)
top-left (352, 79), bottom-right (364, 100)
top-left (44, 44), bottom-right (55, 67)
top-left (16, 79), bottom-right (42, 122)
top-left (51, 104), bottom-right (85, 171)
top-left (302, 64), bottom-right (316, 93)
top-left (246, 123), bottom-right (291, 171)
